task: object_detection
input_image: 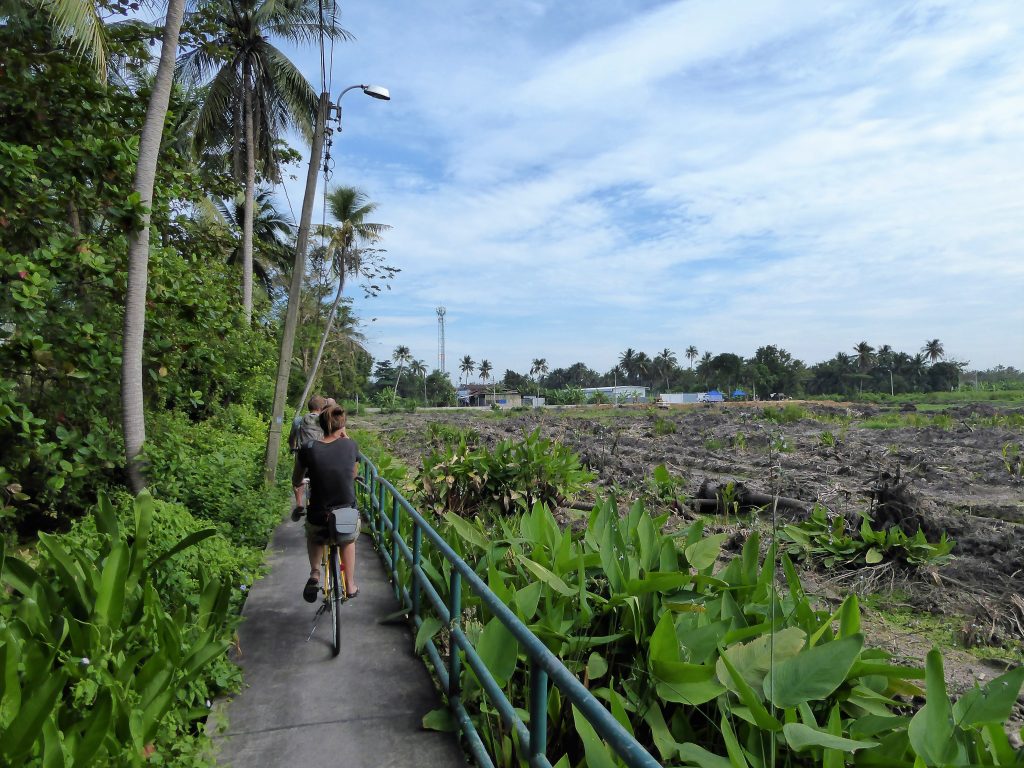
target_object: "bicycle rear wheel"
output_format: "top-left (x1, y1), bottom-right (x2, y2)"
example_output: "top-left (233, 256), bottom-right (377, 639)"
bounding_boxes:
top-left (329, 544), bottom-right (343, 657)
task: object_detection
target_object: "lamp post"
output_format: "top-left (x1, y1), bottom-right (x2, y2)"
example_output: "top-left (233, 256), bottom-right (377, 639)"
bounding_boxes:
top-left (264, 84), bottom-right (390, 483)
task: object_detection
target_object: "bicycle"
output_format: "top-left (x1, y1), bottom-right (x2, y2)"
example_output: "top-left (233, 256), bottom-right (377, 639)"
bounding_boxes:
top-left (305, 511), bottom-right (352, 657)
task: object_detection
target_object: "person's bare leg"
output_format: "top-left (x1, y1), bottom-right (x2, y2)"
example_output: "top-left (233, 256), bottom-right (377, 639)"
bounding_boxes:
top-left (307, 539), bottom-right (324, 580)
top-left (341, 540), bottom-right (357, 595)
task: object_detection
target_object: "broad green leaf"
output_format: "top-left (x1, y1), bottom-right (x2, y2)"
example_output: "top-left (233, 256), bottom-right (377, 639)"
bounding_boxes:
top-left (148, 528), bottom-right (218, 574)
top-left (718, 652), bottom-right (782, 732)
top-left (517, 555), bottom-right (574, 596)
top-left (649, 611), bottom-right (680, 664)
top-left (71, 690), bottom-right (112, 765)
top-left (513, 581), bottom-right (543, 621)
top-left (607, 689), bottom-right (633, 735)
top-left (415, 616), bottom-right (442, 652)
top-left (0, 632), bottom-right (22, 730)
top-left (685, 533), bottom-right (728, 571)
top-left (908, 649), bottom-right (965, 766)
top-left (716, 627), bottom-right (805, 690)
top-left (93, 540), bottom-right (129, 627)
top-left (865, 547), bottom-right (884, 564)
top-left (838, 594), bottom-right (861, 637)
top-left (719, 715), bottom-right (750, 767)
top-left (572, 706), bottom-right (617, 768)
top-left (422, 707), bottom-right (457, 731)
top-left (678, 743), bottom-right (732, 768)
top-left (782, 722), bottom-right (878, 752)
top-left (654, 661), bottom-right (725, 705)
top-left (952, 664), bottom-right (1024, 727)
top-left (1, 668), bottom-right (66, 763)
top-left (586, 652), bottom-right (608, 681)
top-left (41, 712), bottom-right (64, 768)
top-left (445, 512), bottom-right (490, 550)
top-left (476, 617), bottom-right (519, 686)
top-left (765, 635), bottom-right (863, 708)
top-left (643, 702), bottom-right (679, 761)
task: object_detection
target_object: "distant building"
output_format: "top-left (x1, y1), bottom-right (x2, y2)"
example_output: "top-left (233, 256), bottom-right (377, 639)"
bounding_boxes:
top-left (658, 392), bottom-right (702, 404)
top-left (581, 386), bottom-right (648, 403)
top-left (457, 385), bottom-right (522, 408)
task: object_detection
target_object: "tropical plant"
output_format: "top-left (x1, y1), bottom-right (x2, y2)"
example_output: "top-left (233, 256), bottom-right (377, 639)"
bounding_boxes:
top-left (0, 492), bottom-right (236, 764)
top-left (410, 359), bottom-right (428, 404)
top-left (392, 345), bottom-right (412, 396)
top-left (530, 357), bottom-right (548, 397)
top-left (653, 347), bottom-right (677, 391)
top-left (922, 338), bottom-right (945, 364)
top-left (854, 340), bottom-right (874, 371)
top-left (176, 0), bottom-right (351, 322)
top-left (685, 345), bottom-right (699, 370)
top-left (479, 359), bottom-right (493, 389)
top-left (460, 355), bottom-right (476, 386)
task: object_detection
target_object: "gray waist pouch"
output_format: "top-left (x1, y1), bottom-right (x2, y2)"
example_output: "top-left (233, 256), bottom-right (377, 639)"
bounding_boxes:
top-left (330, 506), bottom-right (359, 537)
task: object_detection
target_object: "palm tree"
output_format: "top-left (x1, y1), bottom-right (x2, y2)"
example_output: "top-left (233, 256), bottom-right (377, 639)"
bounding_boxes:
top-left (38, 0), bottom-right (107, 77)
top-left (853, 341), bottom-right (874, 371)
top-left (634, 351), bottom-right (652, 388)
top-left (295, 187), bottom-right (387, 412)
top-left (478, 359), bottom-right (492, 389)
top-left (685, 345), bottom-right (699, 370)
top-left (654, 348), bottom-right (677, 391)
top-left (922, 339), bottom-right (945, 364)
top-left (410, 359), bottom-right (428, 404)
top-left (530, 358), bottom-right (548, 397)
top-left (209, 188), bottom-right (295, 297)
top-left (459, 355), bottom-right (475, 386)
top-left (392, 345), bottom-right (412, 396)
top-left (619, 348), bottom-right (637, 383)
top-left (122, 0), bottom-right (187, 492)
top-left (177, 0), bottom-right (351, 323)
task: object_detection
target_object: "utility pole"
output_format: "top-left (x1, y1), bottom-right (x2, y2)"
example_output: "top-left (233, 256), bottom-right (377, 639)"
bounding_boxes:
top-left (264, 93), bottom-right (330, 484)
top-left (436, 306), bottom-right (446, 376)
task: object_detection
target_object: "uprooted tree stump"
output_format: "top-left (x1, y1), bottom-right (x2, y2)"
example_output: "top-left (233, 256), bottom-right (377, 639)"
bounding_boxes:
top-left (861, 465), bottom-right (941, 538)
top-left (692, 479), bottom-right (813, 516)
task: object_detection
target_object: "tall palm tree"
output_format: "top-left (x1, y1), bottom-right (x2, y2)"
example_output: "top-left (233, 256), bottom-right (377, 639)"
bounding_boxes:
top-left (619, 348), bottom-right (638, 384)
top-left (922, 339), bottom-right (945, 364)
top-left (177, 0), bottom-right (351, 323)
top-left (654, 347), bottom-right (677, 391)
top-left (37, 0), bottom-right (107, 77)
top-left (530, 358), bottom-right (548, 397)
top-left (459, 355), bottom-right (475, 386)
top-left (853, 341), bottom-right (875, 371)
top-left (478, 359), bottom-right (492, 389)
top-left (122, 0), bottom-right (187, 493)
top-left (410, 359), bottom-right (428, 404)
top-left (392, 345), bottom-right (412, 396)
top-left (634, 351), bottom-right (652, 388)
top-left (295, 188), bottom-right (387, 412)
top-left (685, 345), bottom-right (699, 370)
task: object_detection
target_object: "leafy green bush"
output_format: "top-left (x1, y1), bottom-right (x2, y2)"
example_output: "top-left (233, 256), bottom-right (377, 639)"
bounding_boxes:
top-left (418, 428), bottom-right (593, 517)
top-left (779, 505), bottom-right (954, 567)
top-left (410, 496), bottom-right (1020, 767)
top-left (762, 403), bottom-right (809, 423)
top-left (652, 416), bottom-right (676, 435)
top-left (0, 492), bottom-right (238, 765)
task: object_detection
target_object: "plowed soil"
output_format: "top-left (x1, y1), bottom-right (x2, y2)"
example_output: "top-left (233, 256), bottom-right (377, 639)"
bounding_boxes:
top-left (353, 400), bottom-right (1024, 707)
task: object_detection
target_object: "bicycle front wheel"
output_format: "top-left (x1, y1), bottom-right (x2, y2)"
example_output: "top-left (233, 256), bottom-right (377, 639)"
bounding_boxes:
top-left (329, 544), bottom-right (343, 657)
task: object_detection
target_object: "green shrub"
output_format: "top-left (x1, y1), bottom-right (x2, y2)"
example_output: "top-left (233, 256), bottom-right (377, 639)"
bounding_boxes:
top-left (762, 403), bottom-right (809, 423)
top-left (0, 492), bottom-right (238, 765)
top-left (652, 416), bottom-right (676, 435)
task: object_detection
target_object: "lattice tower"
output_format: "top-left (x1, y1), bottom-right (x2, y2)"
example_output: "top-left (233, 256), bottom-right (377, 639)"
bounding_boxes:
top-left (436, 306), bottom-right (446, 375)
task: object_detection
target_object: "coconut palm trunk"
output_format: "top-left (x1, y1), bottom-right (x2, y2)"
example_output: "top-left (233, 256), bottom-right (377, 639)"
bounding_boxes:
top-left (121, 0), bottom-right (186, 494)
top-left (241, 61), bottom-right (256, 322)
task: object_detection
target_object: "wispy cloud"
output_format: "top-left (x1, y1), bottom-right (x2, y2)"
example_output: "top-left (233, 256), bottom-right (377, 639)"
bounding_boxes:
top-left (280, 0), bottom-right (1024, 375)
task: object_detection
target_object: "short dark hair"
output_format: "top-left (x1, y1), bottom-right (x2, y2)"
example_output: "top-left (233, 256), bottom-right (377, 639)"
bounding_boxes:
top-left (309, 395), bottom-right (327, 412)
top-left (319, 405), bottom-right (347, 435)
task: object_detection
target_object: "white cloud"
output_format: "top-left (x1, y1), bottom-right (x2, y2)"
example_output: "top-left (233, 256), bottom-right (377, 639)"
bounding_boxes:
top-left (278, 0), bottom-right (1024, 375)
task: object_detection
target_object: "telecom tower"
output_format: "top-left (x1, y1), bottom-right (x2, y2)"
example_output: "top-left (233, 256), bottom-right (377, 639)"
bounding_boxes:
top-left (436, 306), bottom-right (447, 376)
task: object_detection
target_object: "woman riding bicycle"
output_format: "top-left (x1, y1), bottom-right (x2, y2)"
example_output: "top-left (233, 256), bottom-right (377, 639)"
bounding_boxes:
top-left (291, 405), bottom-right (361, 601)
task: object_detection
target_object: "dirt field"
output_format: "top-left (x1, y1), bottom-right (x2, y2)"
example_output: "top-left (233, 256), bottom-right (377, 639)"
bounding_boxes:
top-left (353, 400), bottom-right (1024, 707)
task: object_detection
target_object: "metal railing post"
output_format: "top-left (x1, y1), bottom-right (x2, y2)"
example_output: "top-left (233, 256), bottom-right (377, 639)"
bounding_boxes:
top-left (529, 660), bottom-right (548, 763)
top-left (448, 570), bottom-right (462, 702)
top-left (412, 525), bottom-right (422, 621)
top-left (391, 495), bottom-right (401, 599)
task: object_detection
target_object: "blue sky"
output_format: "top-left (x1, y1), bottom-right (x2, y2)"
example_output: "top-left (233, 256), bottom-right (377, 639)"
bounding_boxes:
top-left (277, 0), bottom-right (1024, 376)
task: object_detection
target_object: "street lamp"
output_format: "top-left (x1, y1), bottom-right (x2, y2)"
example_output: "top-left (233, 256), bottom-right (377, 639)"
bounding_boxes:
top-left (333, 84), bottom-right (391, 126)
top-left (882, 368), bottom-right (894, 397)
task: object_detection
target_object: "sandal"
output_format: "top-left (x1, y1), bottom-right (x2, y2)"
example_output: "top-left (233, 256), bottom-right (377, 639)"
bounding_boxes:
top-left (346, 588), bottom-right (359, 599)
top-left (302, 571), bottom-right (321, 603)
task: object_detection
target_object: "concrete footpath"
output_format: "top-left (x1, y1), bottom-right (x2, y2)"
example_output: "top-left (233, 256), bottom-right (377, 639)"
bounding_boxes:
top-left (211, 517), bottom-right (468, 767)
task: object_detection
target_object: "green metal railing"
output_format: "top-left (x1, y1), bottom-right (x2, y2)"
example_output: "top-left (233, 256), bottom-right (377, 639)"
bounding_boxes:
top-left (358, 454), bottom-right (661, 768)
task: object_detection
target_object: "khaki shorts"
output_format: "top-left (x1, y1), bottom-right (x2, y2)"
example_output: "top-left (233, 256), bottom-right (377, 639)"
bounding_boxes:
top-left (304, 513), bottom-right (361, 545)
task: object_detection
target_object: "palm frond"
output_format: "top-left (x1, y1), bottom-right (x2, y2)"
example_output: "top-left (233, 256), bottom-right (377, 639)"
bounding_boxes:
top-left (42, 0), bottom-right (107, 77)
